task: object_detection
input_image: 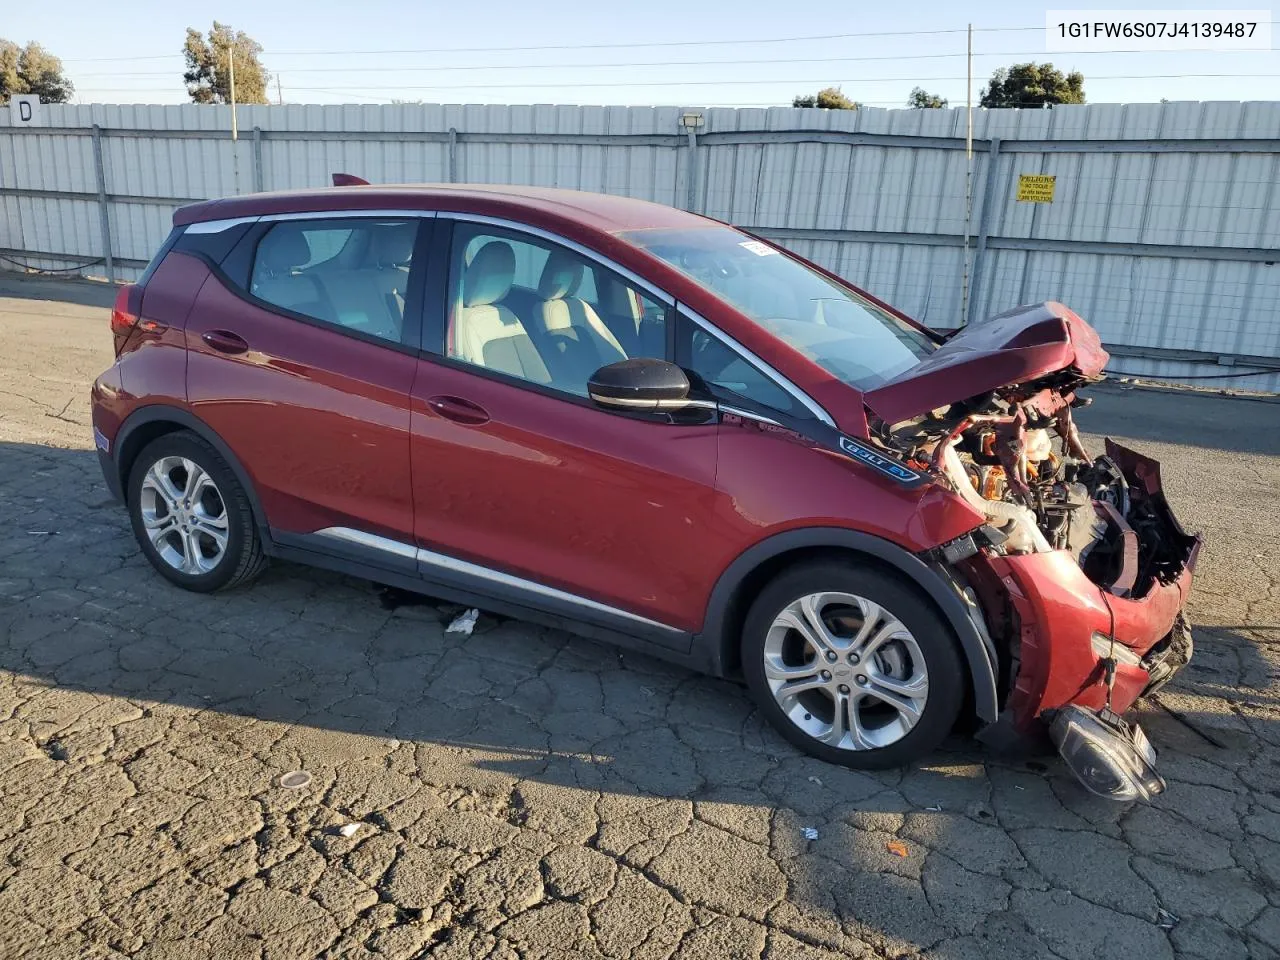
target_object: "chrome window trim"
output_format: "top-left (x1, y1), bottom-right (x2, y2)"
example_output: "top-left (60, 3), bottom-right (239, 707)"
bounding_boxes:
top-left (681, 307), bottom-right (836, 428)
top-left (184, 216), bottom-right (261, 234)
top-left (186, 210), bottom-right (437, 233)
top-left (314, 526), bottom-right (684, 635)
top-left (717, 404), bottom-right (783, 427)
top-left (436, 211), bottom-right (675, 308)
top-left (258, 209), bottom-right (437, 223)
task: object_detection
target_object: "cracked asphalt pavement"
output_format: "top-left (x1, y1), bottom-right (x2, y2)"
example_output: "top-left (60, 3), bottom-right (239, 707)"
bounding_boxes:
top-left (1, 275), bottom-right (1278, 960)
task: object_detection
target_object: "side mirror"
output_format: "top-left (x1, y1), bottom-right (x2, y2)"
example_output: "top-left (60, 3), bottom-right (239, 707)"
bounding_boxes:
top-left (588, 358), bottom-right (693, 412)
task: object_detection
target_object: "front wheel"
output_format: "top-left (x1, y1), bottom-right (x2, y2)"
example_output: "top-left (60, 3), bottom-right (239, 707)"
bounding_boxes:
top-left (742, 562), bottom-right (965, 769)
top-left (126, 431), bottom-right (267, 592)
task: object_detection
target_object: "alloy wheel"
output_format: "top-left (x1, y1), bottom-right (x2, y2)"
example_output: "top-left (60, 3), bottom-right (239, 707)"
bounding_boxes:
top-left (138, 456), bottom-right (229, 575)
top-left (762, 591), bottom-right (930, 750)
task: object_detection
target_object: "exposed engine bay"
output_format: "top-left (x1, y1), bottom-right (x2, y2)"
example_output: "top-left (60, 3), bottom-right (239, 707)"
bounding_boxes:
top-left (875, 373), bottom-right (1196, 600)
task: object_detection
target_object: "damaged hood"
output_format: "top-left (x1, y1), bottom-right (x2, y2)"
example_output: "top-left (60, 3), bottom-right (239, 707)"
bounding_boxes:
top-left (863, 302), bottom-right (1109, 424)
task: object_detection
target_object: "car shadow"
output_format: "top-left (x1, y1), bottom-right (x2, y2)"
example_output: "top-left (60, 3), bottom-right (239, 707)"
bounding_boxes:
top-left (1076, 382), bottom-right (1280, 457)
top-left (2, 439), bottom-right (1276, 957)
top-left (0, 274), bottom-right (118, 309)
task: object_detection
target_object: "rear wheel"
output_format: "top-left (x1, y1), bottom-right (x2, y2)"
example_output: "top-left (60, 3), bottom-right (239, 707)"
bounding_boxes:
top-left (126, 431), bottom-right (266, 592)
top-left (742, 561), bottom-right (964, 769)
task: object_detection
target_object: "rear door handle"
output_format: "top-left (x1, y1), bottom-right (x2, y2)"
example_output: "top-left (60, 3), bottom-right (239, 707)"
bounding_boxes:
top-left (426, 395), bottom-right (490, 425)
top-left (202, 330), bottom-right (249, 355)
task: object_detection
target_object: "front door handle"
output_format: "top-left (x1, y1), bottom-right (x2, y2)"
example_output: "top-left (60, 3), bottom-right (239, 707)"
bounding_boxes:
top-left (427, 395), bottom-right (490, 425)
top-left (202, 329), bottom-right (249, 355)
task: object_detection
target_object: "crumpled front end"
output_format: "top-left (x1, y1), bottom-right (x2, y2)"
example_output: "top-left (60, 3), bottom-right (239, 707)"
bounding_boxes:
top-left (968, 441), bottom-right (1200, 719)
top-left (869, 331), bottom-right (1202, 799)
top-left (959, 435), bottom-right (1201, 801)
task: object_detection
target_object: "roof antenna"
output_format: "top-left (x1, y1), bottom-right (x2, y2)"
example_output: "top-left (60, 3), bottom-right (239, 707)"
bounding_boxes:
top-left (332, 173), bottom-right (370, 187)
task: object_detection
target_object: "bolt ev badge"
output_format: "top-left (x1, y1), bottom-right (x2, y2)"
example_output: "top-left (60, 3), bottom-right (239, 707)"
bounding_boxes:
top-left (837, 436), bottom-right (922, 485)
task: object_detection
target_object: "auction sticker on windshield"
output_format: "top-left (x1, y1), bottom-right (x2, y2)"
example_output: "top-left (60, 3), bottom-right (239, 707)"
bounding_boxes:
top-left (1047, 10), bottom-right (1270, 51)
top-left (738, 240), bottom-right (777, 256)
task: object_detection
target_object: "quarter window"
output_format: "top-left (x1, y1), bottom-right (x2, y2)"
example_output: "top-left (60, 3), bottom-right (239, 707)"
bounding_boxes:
top-left (677, 314), bottom-right (808, 419)
top-left (250, 218), bottom-right (419, 343)
top-left (446, 224), bottom-right (668, 397)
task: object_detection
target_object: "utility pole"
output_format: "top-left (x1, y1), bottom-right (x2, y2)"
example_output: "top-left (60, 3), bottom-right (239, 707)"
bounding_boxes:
top-left (229, 45), bottom-right (238, 140)
top-left (961, 22), bottom-right (974, 327)
top-left (276, 75), bottom-right (283, 106)
top-left (229, 44), bottom-right (240, 194)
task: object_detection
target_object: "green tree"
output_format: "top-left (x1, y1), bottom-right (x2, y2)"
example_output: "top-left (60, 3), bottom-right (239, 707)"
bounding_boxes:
top-left (792, 86), bottom-right (858, 109)
top-left (979, 62), bottom-right (1085, 108)
top-left (183, 22), bottom-right (269, 105)
top-left (0, 39), bottom-right (74, 104)
top-left (907, 86), bottom-right (948, 109)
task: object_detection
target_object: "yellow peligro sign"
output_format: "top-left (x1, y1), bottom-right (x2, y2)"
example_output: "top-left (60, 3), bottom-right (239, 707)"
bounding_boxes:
top-left (1017, 174), bottom-right (1056, 203)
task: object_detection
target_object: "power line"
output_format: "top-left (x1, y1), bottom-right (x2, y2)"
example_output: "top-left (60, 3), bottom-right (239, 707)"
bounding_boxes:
top-left (215, 73), bottom-right (1280, 92)
top-left (74, 72), bottom-right (1280, 102)
top-left (61, 25), bottom-right (1048, 63)
top-left (75, 46), bottom-right (1260, 79)
top-left (73, 51), bottom-right (1028, 78)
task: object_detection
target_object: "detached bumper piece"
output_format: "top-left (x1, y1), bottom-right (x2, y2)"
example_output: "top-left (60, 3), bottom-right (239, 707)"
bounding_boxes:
top-left (1049, 705), bottom-right (1165, 802)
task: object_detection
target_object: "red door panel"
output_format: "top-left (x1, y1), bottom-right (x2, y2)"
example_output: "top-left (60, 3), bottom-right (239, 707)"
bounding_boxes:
top-left (186, 277), bottom-right (417, 540)
top-left (410, 360), bottom-right (720, 632)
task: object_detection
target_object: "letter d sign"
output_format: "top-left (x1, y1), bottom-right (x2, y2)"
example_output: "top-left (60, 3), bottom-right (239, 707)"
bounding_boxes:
top-left (11, 95), bottom-right (39, 125)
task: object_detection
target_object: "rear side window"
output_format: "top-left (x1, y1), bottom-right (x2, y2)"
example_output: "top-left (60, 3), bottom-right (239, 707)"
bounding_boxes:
top-left (249, 218), bottom-right (419, 344)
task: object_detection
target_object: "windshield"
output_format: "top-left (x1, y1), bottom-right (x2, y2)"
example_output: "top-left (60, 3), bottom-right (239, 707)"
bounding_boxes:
top-left (621, 226), bottom-right (934, 389)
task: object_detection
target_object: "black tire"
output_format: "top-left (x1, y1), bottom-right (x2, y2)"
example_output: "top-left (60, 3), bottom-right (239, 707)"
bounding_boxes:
top-left (126, 430), bottom-right (267, 592)
top-left (742, 560), bottom-right (965, 770)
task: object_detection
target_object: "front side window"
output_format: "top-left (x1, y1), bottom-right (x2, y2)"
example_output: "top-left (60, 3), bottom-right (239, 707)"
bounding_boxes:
top-left (250, 218), bottom-right (419, 343)
top-left (621, 225), bottom-right (934, 390)
top-left (446, 224), bottom-right (667, 397)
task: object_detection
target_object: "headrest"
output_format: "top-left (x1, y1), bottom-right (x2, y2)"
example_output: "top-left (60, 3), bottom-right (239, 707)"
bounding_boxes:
top-left (538, 249), bottom-right (585, 300)
top-left (259, 228), bottom-right (312, 272)
top-left (463, 241), bottom-right (515, 307)
top-left (373, 222), bottom-right (417, 266)
top-left (598, 274), bottom-right (640, 318)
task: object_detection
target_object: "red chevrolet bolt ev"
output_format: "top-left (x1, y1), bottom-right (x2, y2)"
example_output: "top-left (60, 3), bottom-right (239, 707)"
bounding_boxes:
top-left (91, 185), bottom-right (1200, 800)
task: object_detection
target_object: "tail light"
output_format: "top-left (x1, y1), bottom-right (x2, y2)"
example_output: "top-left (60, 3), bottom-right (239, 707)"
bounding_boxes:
top-left (110, 284), bottom-right (142, 356)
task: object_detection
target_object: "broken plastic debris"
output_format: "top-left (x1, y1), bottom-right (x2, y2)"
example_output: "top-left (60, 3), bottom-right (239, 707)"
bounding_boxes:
top-left (801, 827), bottom-right (819, 840)
top-left (806, 776), bottom-right (823, 786)
top-left (924, 804), bottom-right (943, 812)
top-left (1155, 907), bottom-right (1179, 929)
top-left (278, 770), bottom-right (312, 790)
top-left (337, 823), bottom-right (360, 838)
top-left (446, 608), bottom-right (480, 635)
top-left (886, 840), bottom-right (909, 858)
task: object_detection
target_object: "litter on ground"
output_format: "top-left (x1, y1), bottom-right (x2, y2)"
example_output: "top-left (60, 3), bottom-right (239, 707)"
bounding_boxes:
top-left (446, 608), bottom-right (480, 635)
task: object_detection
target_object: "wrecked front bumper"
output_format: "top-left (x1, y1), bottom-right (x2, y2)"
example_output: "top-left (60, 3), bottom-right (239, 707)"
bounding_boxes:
top-left (967, 440), bottom-right (1203, 799)
top-left (985, 542), bottom-right (1197, 722)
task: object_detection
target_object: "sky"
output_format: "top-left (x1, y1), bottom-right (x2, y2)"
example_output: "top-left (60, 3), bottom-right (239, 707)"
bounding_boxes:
top-left (5, 0), bottom-right (1279, 109)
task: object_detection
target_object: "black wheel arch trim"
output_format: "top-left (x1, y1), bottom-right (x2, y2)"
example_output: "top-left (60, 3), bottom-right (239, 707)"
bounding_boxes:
top-left (694, 527), bottom-right (1000, 723)
top-left (111, 404), bottom-right (272, 543)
